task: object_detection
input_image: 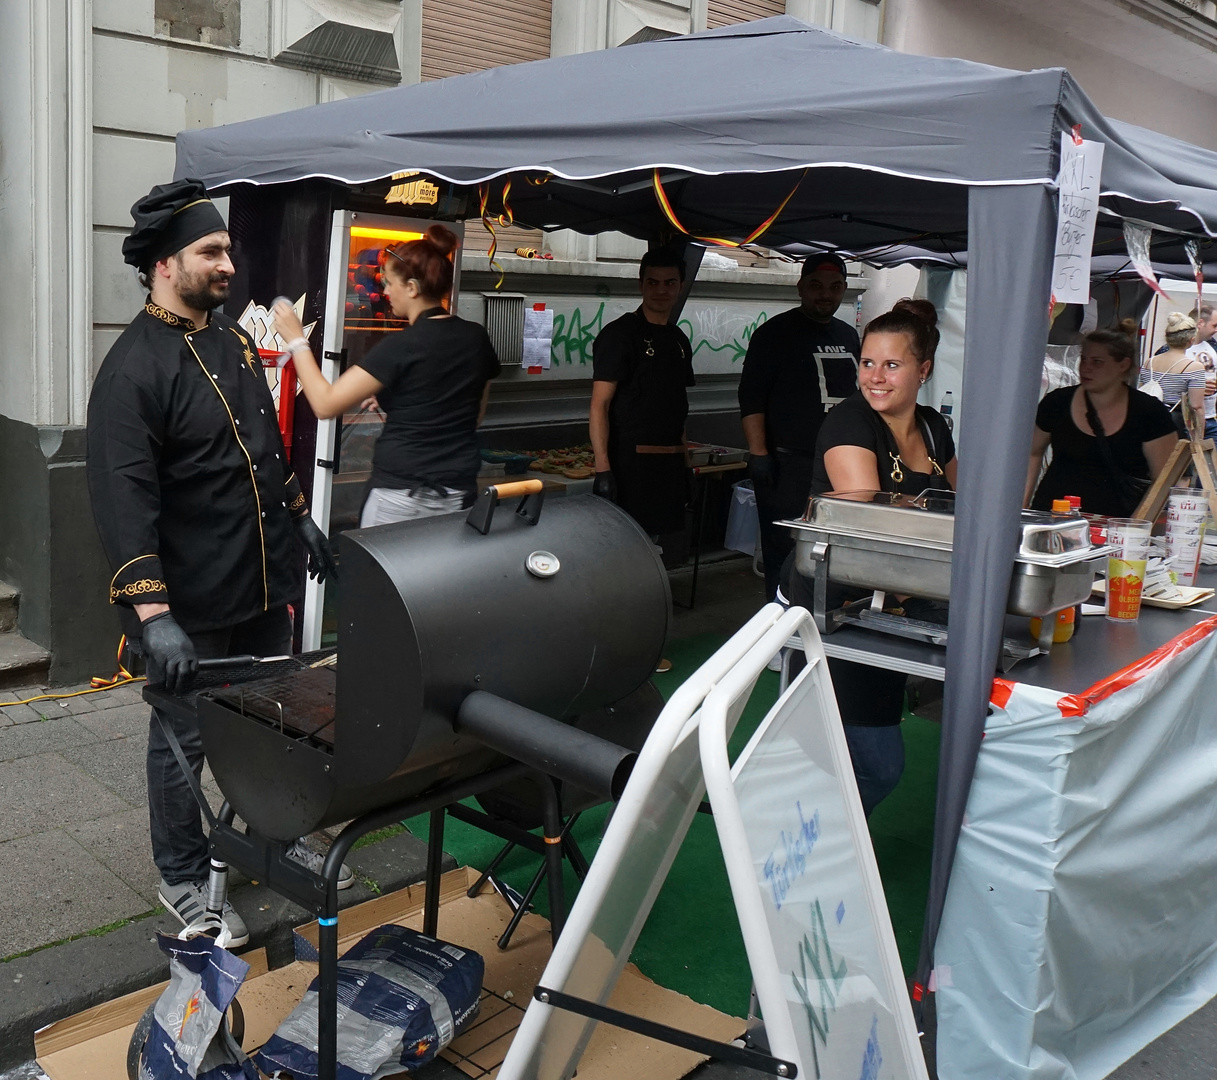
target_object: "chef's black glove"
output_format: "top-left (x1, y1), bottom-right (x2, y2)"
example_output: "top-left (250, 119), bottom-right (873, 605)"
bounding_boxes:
top-left (747, 453), bottom-right (777, 488)
top-left (140, 612), bottom-right (198, 695)
top-left (295, 515), bottom-right (338, 583)
top-left (592, 470), bottom-right (617, 502)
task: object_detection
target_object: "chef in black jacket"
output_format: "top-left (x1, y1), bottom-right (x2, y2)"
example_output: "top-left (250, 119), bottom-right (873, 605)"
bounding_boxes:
top-left (738, 254), bottom-right (860, 599)
top-left (589, 248), bottom-right (695, 537)
top-left (86, 179), bottom-right (339, 946)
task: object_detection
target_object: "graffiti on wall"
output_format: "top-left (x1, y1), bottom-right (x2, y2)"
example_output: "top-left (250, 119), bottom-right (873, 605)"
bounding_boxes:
top-left (548, 301), bottom-right (771, 369)
top-left (550, 303), bottom-right (606, 366)
top-left (680, 307), bottom-right (770, 366)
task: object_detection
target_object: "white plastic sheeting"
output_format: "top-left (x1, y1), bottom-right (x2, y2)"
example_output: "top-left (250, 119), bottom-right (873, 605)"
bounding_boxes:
top-left (934, 616), bottom-right (1217, 1079)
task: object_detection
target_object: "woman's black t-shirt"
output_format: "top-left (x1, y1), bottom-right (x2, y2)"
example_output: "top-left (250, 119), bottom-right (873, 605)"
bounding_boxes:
top-left (1031, 385), bottom-right (1176, 517)
top-left (811, 391), bottom-right (956, 497)
top-left (357, 315), bottom-right (501, 493)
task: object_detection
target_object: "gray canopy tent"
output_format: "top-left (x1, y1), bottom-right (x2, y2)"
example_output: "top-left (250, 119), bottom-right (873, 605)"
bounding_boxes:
top-left (176, 11), bottom-right (1217, 1036)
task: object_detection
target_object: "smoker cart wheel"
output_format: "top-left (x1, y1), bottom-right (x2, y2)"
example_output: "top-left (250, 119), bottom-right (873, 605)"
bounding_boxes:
top-left (127, 998), bottom-right (245, 1080)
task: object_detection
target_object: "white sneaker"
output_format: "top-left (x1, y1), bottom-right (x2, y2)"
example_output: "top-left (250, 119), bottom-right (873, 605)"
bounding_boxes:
top-left (286, 839), bottom-right (355, 889)
top-left (766, 650), bottom-right (785, 673)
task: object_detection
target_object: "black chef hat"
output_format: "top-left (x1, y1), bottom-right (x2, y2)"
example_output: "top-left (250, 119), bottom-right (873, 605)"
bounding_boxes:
top-left (122, 178), bottom-right (228, 270)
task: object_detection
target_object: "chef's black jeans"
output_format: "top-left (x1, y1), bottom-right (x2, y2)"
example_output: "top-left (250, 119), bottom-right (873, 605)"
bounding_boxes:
top-left (755, 449), bottom-right (817, 601)
top-left (147, 606), bottom-right (293, 886)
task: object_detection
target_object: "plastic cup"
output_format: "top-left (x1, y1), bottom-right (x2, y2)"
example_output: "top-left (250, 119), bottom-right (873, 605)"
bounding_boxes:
top-left (1166, 515), bottom-right (1206, 586)
top-left (1169, 536), bottom-right (1204, 586)
top-left (1105, 517), bottom-right (1152, 622)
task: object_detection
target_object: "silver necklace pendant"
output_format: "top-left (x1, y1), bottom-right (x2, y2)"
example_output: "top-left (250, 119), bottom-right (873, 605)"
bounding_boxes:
top-left (643, 338), bottom-right (656, 358)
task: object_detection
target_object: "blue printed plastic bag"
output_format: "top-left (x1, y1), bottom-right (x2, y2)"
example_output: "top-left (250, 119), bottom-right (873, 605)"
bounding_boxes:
top-left (256, 924), bottom-right (483, 1080)
top-left (140, 931), bottom-right (257, 1080)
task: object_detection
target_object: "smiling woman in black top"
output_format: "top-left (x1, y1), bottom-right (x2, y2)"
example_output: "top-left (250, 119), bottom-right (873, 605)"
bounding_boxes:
top-left (1025, 322), bottom-right (1177, 517)
top-left (781, 299), bottom-right (956, 818)
top-left (274, 225), bottom-right (500, 527)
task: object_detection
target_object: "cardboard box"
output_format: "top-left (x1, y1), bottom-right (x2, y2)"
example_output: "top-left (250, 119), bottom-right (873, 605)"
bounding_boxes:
top-left (37, 867), bottom-right (744, 1080)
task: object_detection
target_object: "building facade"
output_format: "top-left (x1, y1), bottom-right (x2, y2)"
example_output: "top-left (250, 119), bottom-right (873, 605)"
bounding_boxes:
top-left (1, 0), bottom-right (1212, 679)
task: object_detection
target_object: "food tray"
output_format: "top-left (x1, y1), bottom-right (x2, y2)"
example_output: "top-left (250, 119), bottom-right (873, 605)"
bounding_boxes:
top-left (1090, 580), bottom-right (1215, 610)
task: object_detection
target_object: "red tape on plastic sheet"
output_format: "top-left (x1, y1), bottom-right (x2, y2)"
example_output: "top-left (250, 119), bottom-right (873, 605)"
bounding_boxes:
top-left (1056, 615), bottom-right (1217, 718)
top-left (990, 679), bottom-right (1016, 710)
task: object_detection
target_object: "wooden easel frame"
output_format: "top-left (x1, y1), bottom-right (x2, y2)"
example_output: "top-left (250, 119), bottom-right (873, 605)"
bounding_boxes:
top-left (1133, 403), bottom-right (1217, 524)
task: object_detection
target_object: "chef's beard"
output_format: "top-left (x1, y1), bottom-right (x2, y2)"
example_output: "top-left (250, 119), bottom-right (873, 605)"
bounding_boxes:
top-left (175, 266), bottom-right (231, 311)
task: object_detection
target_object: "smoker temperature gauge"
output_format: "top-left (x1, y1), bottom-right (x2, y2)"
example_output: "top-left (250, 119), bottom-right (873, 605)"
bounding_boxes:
top-left (526, 551), bottom-right (560, 578)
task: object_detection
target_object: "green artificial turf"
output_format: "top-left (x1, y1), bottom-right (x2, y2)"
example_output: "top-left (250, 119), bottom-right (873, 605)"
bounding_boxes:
top-left (405, 631), bottom-right (939, 1018)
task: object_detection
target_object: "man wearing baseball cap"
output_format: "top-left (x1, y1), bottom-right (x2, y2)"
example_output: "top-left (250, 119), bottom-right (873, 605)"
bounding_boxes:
top-left (738, 254), bottom-right (860, 600)
top-left (86, 178), bottom-right (341, 947)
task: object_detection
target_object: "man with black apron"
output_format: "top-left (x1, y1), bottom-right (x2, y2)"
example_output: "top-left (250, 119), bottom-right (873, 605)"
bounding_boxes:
top-left (86, 179), bottom-right (339, 947)
top-left (738, 254), bottom-right (860, 600)
top-left (589, 249), bottom-right (695, 538)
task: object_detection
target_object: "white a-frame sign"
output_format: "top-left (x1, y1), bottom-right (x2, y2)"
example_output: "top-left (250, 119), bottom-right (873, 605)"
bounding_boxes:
top-left (499, 604), bottom-right (928, 1080)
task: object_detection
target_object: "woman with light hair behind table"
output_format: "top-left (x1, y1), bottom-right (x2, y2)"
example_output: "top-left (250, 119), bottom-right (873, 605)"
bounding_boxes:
top-left (1141, 311), bottom-right (1207, 436)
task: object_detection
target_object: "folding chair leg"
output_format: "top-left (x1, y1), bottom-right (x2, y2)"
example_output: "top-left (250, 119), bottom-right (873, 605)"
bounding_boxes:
top-left (468, 839), bottom-right (516, 898)
top-left (497, 858), bottom-right (549, 950)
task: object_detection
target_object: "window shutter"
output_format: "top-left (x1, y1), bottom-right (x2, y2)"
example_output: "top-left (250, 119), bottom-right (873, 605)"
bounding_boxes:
top-left (706, 0), bottom-right (786, 29)
top-left (421, 0), bottom-right (552, 81)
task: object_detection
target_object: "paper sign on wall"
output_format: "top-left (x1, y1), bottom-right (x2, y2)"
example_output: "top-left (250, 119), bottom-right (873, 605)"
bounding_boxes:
top-left (1051, 133), bottom-right (1104, 305)
top-left (523, 304), bottom-right (554, 371)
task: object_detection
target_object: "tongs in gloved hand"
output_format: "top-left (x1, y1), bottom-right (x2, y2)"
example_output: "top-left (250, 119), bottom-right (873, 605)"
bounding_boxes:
top-left (196, 654), bottom-right (294, 671)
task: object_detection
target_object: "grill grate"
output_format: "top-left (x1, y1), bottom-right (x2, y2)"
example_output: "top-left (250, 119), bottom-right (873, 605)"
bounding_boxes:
top-left (202, 651), bottom-right (338, 747)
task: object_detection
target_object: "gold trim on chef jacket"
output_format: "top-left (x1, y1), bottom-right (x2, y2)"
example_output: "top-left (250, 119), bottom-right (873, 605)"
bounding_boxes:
top-left (144, 301), bottom-right (197, 330)
top-left (111, 579), bottom-right (168, 602)
top-left (108, 553), bottom-right (166, 604)
top-left (184, 324), bottom-right (270, 612)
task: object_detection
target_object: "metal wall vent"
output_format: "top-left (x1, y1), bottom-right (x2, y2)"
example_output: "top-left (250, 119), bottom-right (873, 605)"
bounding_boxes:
top-left (483, 293), bottom-right (526, 366)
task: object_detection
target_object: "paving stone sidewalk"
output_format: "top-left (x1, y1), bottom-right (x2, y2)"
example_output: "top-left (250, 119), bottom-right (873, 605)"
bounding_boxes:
top-left (0, 681), bottom-right (184, 961)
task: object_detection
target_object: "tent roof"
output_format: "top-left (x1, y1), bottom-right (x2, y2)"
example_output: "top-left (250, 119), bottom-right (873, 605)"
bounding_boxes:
top-left (175, 16), bottom-right (1217, 258)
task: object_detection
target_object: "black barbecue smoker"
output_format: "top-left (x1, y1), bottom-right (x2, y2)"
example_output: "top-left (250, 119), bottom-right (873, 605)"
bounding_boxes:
top-left (141, 481), bottom-right (670, 1080)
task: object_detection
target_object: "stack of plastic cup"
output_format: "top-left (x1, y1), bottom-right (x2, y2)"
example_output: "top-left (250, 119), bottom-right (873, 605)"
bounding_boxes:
top-left (1165, 486), bottom-right (1207, 587)
top-left (1105, 517), bottom-right (1153, 622)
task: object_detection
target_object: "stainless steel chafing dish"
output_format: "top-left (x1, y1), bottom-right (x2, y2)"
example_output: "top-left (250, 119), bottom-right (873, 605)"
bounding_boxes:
top-left (782, 489), bottom-right (1108, 658)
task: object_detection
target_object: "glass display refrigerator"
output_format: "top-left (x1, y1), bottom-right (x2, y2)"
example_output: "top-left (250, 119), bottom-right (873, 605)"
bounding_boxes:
top-left (223, 182), bottom-right (465, 651)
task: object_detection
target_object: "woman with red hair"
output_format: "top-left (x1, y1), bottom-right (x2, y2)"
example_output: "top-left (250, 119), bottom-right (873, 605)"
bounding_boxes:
top-left (275, 224), bottom-right (500, 526)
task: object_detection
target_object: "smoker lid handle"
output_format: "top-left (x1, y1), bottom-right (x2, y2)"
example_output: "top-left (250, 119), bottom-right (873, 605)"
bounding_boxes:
top-left (466, 479), bottom-right (545, 535)
top-left (493, 479), bottom-right (543, 499)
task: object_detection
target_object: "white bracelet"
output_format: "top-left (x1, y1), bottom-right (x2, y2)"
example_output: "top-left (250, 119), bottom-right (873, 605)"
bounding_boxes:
top-left (285, 337), bottom-right (311, 354)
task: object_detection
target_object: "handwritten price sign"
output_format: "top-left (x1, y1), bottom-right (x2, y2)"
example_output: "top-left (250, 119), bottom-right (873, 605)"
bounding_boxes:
top-left (1051, 133), bottom-right (1105, 305)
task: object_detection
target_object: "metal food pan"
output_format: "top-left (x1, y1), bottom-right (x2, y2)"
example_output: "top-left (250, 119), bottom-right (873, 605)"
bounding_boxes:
top-left (788, 522), bottom-right (1105, 618)
top-left (1007, 554), bottom-right (1103, 616)
top-left (793, 530), bottom-right (954, 600)
top-left (806, 491), bottom-right (1093, 561)
top-left (805, 490), bottom-right (957, 546)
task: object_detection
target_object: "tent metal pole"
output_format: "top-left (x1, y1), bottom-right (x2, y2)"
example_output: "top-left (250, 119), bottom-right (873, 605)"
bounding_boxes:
top-left (915, 182), bottom-right (1058, 1019)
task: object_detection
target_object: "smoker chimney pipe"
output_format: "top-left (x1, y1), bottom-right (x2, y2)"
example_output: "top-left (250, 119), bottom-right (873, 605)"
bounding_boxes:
top-left (456, 691), bottom-right (638, 802)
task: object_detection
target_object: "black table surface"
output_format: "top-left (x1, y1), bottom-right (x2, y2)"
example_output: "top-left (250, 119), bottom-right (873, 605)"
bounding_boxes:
top-left (813, 567), bottom-right (1216, 696)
